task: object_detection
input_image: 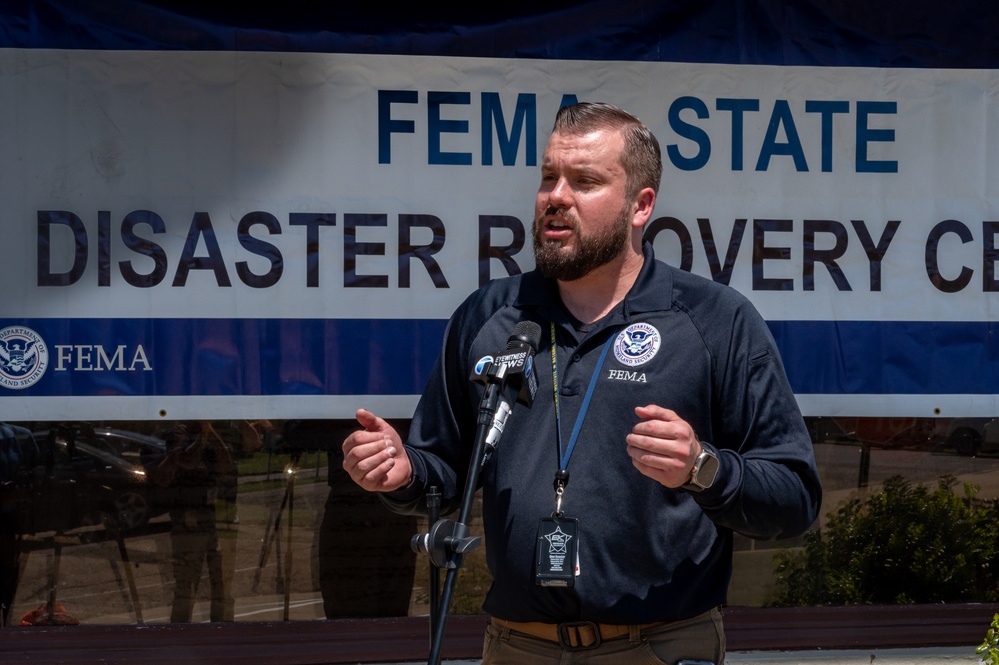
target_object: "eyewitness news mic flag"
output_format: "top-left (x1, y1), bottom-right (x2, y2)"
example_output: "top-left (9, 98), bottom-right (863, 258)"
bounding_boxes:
top-left (0, 3), bottom-right (996, 420)
top-left (471, 320), bottom-right (543, 457)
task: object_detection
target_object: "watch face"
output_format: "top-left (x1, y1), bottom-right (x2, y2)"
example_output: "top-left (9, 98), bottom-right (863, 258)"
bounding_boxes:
top-left (696, 451), bottom-right (720, 488)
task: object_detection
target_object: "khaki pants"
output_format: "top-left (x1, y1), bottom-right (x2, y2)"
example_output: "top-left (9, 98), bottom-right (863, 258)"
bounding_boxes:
top-left (482, 607), bottom-right (725, 665)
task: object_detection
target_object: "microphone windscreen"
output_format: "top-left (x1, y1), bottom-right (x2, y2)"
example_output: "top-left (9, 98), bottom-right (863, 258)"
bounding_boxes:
top-left (510, 320), bottom-right (542, 352)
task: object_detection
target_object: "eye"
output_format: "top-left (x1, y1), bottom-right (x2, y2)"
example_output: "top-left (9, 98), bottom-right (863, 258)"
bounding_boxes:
top-left (539, 173), bottom-right (558, 188)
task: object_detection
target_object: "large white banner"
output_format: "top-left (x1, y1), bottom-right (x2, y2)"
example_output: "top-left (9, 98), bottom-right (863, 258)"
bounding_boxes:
top-left (1, 49), bottom-right (996, 419)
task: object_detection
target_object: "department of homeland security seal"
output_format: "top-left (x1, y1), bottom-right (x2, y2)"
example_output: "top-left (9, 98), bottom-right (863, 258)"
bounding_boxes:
top-left (613, 323), bottom-right (661, 367)
top-left (0, 326), bottom-right (49, 389)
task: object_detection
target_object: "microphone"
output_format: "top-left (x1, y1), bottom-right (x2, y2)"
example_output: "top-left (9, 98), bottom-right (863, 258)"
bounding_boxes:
top-left (470, 320), bottom-right (542, 460)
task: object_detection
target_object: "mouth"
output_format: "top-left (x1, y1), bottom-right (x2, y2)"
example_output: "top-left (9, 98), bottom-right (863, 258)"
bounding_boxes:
top-left (539, 207), bottom-right (574, 239)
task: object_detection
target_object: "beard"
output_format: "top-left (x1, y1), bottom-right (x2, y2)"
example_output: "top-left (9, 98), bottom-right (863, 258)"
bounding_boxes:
top-left (533, 205), bottom-right (631, 281)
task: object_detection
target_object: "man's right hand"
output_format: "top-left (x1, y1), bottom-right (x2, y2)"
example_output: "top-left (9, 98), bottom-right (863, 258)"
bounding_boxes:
top-left (342, 408), bottom-right (413, 492)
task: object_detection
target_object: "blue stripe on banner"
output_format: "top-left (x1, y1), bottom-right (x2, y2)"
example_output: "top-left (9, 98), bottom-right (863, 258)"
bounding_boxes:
top-left (768, 321), bottom-right (999, 395)
top-left (1, 318), bottom-right (996, 398)
top-left (1, 318), bottom-right (447, 398)
top-left (3, 2), bottom-right (999, 68)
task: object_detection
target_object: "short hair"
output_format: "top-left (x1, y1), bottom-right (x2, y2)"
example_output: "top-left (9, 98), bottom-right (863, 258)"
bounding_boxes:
top-left (551, 102), bottom-right (663, 198)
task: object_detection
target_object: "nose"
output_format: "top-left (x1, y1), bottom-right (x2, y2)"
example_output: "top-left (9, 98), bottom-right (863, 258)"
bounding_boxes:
top-left (546, 176), bottom-right (572, 209)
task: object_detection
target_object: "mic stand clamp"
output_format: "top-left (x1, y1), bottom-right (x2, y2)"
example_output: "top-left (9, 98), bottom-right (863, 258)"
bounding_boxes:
top-left (412, 518), bottom-right (482, 571)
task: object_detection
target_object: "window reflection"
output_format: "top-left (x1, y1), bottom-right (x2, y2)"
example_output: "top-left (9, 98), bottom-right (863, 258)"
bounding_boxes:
top-left (1, 420), bottom-right (421, 625)
top-left (731, 415), bottom-right (999, 607)
top-left (2, 416), bottom-right (997, 625)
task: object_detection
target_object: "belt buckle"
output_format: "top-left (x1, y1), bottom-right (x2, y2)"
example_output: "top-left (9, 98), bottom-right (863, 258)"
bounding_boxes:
top-left (557, 621), bottom-right (602, 650)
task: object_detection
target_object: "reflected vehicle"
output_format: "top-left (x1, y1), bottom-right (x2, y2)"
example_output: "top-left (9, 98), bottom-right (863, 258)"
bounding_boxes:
top-left (84, 427), bottom-right (170, 470)
top-left (29, 426), bottom-right (169, 535)
top-left (944, 418), bottom-right (994, 456)
top-left (833, 417), bottom-right (952, 452)
top-left (979, 419), bottom-right (999, 455)
top-left (831, 417), bottom-right (994, 456)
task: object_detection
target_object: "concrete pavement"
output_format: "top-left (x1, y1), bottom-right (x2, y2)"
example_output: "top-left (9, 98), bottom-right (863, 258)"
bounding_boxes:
top-left (427, 647), bottom-right (981, 664)
top-left (727, 647), bottom-right (979, 663)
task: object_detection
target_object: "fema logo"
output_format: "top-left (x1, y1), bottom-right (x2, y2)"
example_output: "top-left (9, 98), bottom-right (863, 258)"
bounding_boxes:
top-left (474, 355), bottom-right (494, 375)
top-left (613, 323), bottom-right (661, 367)
top-left (0, 326), bottom-right (49, 389)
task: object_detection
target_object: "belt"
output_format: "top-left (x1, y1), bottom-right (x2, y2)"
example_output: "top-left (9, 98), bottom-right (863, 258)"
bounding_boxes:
top-left (490, 617), bottom-right (663, 650)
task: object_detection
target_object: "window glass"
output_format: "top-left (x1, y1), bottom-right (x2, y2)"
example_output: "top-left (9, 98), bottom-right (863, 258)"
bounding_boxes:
top-left (2, 416), bottom-right (996, 626)
top-left (1, 419), bottom-right (423, 625)
top-left (734, 416), bottom-right (999, 607)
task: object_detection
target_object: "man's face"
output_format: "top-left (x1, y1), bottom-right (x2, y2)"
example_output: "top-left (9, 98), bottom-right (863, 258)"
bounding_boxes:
top-left (533, 128), bottom-right (634, 281)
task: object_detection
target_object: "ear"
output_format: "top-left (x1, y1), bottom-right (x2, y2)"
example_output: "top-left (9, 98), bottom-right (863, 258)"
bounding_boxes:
top-left (630, 187), bottom-right (656, 228)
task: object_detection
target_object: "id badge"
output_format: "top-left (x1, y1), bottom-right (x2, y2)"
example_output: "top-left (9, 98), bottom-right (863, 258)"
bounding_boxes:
top-left (535, 516), bottom-right (579, 587)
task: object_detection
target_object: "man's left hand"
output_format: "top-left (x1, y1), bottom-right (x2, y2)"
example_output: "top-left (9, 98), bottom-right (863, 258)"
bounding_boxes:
top-left (626, 404), bottom-right (701, 488)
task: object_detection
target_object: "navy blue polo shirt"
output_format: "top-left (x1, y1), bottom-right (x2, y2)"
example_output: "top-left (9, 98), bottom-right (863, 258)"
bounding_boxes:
top-left (388, 242), bottom-right (821, 624)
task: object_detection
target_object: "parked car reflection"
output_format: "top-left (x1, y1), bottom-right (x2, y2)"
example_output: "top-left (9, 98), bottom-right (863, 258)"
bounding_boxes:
top-left (29, 425), bottom-right (169, 535)
top-left (830, 417), bottom-right (991, 456)
top-left (944, 418), bottom-right (996, 456)
top-left (984, 419), bottom-right (999, 455)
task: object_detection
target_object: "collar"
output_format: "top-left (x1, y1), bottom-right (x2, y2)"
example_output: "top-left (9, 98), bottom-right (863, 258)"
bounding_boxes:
top-left (512, 241), bottom-right (674, 322)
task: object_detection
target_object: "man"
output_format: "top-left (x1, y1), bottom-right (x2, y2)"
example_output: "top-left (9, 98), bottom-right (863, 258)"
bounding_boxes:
top-left (281, 419), bottom-right (417, 618)
top-left (150, 421), bottom-right (233, 623)
top-left (343, 102), bottom-right (822, 663)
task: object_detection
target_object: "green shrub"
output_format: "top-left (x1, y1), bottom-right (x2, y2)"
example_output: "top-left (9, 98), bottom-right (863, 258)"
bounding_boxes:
top-left (769, 475), bottom-right (999, 606)
top-left (978, 613), bottom-right (999, 665)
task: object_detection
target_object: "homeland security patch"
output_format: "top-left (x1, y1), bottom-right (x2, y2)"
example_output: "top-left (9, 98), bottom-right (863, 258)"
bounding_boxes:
top-left (613, 323), bottom-right (661, 367)
top-left (0, 326), bottom-right (49, 389)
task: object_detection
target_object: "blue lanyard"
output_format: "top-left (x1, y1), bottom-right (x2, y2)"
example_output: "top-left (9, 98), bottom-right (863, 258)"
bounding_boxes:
top-left (550, 322), bottom-right (615, 470)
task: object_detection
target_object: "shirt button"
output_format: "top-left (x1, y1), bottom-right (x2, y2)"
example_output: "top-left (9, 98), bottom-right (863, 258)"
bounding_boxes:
top-left (572, 354), bottom-right (581, 363)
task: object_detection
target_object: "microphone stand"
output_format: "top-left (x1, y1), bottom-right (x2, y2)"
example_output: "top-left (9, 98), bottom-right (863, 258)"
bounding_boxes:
top-left (416, 373), bottom-right (507, 665)
top-left (425, 486), bottom-right (440, 645)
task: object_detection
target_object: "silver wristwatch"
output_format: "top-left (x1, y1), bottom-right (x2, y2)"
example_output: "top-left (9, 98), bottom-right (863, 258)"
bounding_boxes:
top-left (681, 447), bottom-right (719, 492)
